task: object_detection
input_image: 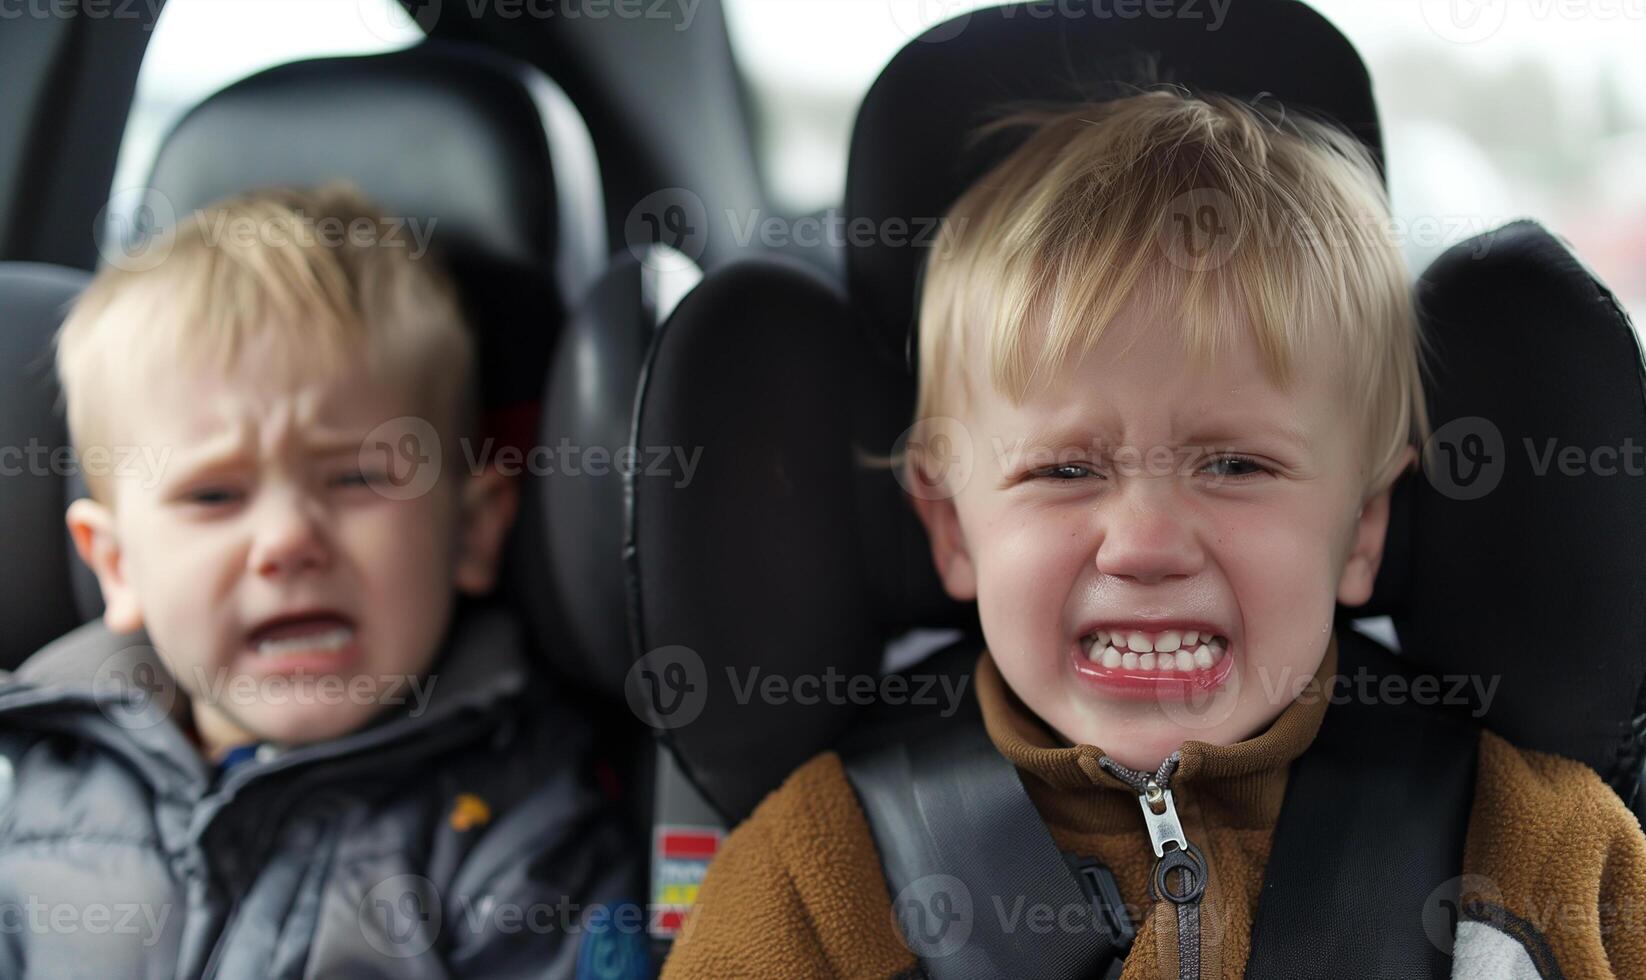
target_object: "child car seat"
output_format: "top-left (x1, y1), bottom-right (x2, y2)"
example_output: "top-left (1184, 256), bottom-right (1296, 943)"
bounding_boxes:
top-left (571, 0), bottom-right (1646, 966)
top-left (0, 262), bottom-right (92, 669)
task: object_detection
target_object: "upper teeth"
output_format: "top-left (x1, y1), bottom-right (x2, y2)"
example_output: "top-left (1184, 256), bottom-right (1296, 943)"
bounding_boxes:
top-left (255, 626), bottom-right (354, 657)
top-left (1083, 629), bottom-right (1227, 672)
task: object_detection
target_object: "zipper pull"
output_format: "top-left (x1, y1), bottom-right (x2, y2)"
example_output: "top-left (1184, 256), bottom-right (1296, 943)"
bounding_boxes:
top-left (1137, 778), bottom-right (1188, 857)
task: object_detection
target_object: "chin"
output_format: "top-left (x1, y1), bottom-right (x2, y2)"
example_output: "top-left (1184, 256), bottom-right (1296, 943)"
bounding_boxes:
top-left (250, 709), bottom-right (373, 746)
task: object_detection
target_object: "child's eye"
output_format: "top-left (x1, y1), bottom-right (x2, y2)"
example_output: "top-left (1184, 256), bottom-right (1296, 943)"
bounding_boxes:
top-left (1024, 455), bottom-right (1269, 483)
top-left (1201, 455), bottom-right (1270, 480)
top-left (1031, 463), bottom-right (1098, 481)
top-left (330, 469), bottom-right (384, 489)
top-left (184, 487), bottom-right (243, 507)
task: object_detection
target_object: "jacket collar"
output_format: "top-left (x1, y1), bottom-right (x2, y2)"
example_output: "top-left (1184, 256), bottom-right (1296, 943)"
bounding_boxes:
top-left (976, 631), bottom-right (1338, 834)
top-left (0, 599), bottom-right (531, 798)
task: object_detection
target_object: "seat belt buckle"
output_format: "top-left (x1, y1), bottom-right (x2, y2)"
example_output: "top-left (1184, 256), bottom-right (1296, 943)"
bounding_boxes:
top-left (1067, 855), bottom-right (1137, 954)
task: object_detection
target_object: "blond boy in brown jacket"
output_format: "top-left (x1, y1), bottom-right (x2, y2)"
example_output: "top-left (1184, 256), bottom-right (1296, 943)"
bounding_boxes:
top-left (663, 91), bottom-right (1646, 979)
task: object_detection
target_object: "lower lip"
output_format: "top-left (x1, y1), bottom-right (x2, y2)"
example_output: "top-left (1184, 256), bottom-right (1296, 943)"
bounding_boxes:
top-left (1069, 639), bottom-right (1236, 701)
top-left (240, 634), bottom-right (361, 677)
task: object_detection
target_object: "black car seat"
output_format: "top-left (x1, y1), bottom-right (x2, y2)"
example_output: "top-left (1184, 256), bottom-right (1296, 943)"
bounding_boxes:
top-left (0, 262), bottom-right (91, 670)
top-left (584, 0), bottom-right (1646, 962)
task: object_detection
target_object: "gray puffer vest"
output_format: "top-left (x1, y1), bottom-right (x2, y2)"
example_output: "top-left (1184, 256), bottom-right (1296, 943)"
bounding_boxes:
top-left (0, 601), bottom-right (646, 979)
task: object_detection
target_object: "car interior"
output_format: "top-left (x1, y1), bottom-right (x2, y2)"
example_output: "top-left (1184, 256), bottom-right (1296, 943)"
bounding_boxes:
top-left (1, 0), bottom-right (1643, 976)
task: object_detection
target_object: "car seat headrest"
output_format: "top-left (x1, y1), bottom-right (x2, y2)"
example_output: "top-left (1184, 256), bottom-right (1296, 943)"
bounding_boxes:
top-left (1365, 221), bottom-right (1646, 801)
top-left (538, 248), bottom-right (703, 699)
top-left (143, 40), bottom-right (604, 302)
top-left (629, 258), bottom-right (907, 819)
top-left (0, 263), bottom-right (91, 670)
top-left (138, 41), bottom-right (602, 479)
top-left (844, 0), bottom-right (1381, 365)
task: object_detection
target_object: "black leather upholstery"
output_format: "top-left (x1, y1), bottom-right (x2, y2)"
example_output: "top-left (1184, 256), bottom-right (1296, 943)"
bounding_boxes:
top-left (629, 258), bottom-right (896, 818)
top-left (1369, 221), bottom-right (1646, 804)
top-left (145, 41), bottom-right (604, 303)
top-left (0, 263), bottom-right (88, 670)
top-left (540, 247), bottom-right (700, 696)
top-left (845, 0), bottom-right (1380, 364)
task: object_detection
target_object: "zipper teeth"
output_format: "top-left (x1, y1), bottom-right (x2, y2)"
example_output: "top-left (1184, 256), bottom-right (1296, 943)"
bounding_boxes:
top-left (1097, 750), bottom-right (1199, 980)
top-left (1097, 749), bottom-right (1182, 795)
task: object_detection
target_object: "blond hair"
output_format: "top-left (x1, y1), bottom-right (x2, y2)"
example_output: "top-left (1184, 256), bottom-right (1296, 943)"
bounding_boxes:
top-left (56, 182), bottom-right (475, 503)
top-left (913, 89), bottom-right (1434, 497)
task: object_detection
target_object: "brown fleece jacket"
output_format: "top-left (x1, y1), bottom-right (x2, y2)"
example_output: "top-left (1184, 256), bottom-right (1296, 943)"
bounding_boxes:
top-left (663, 633), bottom-right (1646, 979)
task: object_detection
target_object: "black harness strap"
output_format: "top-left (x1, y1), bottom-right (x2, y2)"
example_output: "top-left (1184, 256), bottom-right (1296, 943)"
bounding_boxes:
top-left (846, 629), bottom-right (1480, 979)
top-left (1243, 631), bottom-right (1480, 979)
top-left (845, 699), bottom-right (1128, 980)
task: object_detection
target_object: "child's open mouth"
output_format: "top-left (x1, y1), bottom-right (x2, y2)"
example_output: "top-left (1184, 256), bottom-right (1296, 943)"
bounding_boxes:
top-left (243, 612), bottom-right (360, 676)
top-left (1071, 626), bottom-right (1235, 699)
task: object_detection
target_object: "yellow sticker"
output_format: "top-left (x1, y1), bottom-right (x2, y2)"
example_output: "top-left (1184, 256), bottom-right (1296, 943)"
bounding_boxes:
top-left (449, 792), bottom-right (492, 832)
top-left (659, 883), bottom-right (699, 906)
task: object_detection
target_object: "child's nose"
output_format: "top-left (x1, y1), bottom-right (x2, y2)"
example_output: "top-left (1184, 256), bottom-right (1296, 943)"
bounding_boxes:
top-left (1092, 484), bottom-right (1203, 585)
top-left (247, 490), bottom-right (330, 577)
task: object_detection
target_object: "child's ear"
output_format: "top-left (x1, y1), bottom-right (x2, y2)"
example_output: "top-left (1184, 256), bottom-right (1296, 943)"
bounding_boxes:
top-left (1336, 444), bottom-right (1417, 608)
top-left (906, 456), bottom-right (978, 602)
top-left (65, 497), bottom-right (143, 633)
top-left (453, 466), bottom-right (520, 596)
